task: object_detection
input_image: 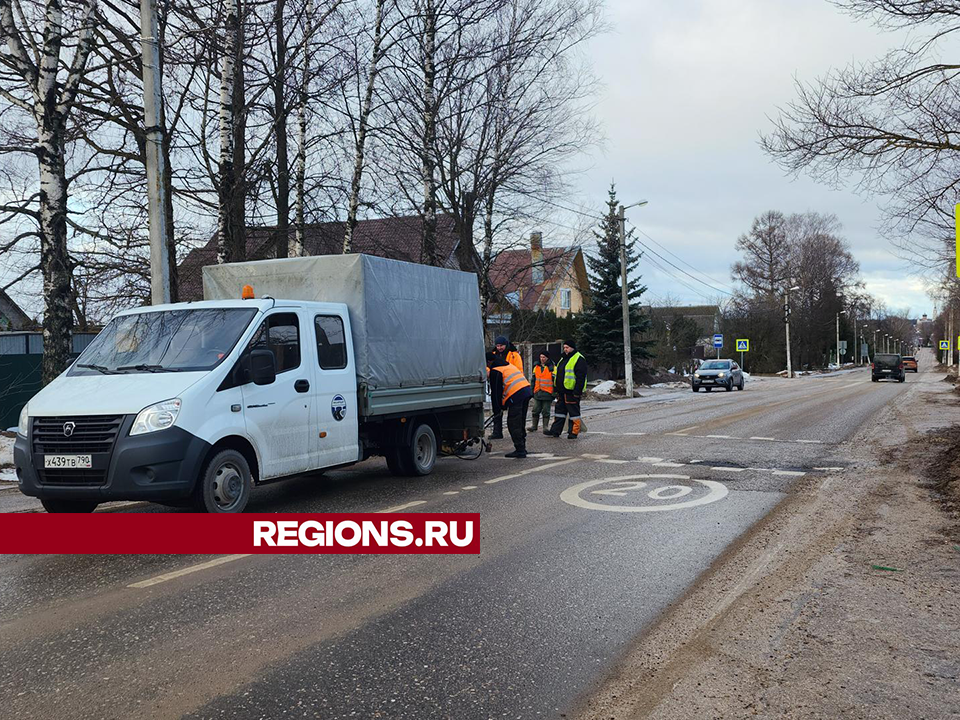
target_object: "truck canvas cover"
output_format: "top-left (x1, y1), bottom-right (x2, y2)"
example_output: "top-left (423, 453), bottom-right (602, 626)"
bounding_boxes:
top-left (202, 254), bottom-right (487, 391)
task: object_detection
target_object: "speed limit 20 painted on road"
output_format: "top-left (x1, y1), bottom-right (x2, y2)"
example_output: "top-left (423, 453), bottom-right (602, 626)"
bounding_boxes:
top-left (560, 474), bottom-right (728, 513)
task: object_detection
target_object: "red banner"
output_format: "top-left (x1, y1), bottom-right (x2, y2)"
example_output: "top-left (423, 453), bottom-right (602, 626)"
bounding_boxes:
top-left (0, 513), bottom-right (480, 554)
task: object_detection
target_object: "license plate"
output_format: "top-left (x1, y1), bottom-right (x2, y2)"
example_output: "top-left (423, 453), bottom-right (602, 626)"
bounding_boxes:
top-left (882, 369), bottom-right (891, 373)
top-left (44, 455), bottom-right (92, 469)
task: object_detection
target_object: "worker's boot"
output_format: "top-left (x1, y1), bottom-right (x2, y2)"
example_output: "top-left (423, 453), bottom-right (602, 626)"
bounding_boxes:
top-left (504, 445), bottom-right (527, 459)
top-left (567, 419), bottom-right (581, 440)
top-left (489, 418), bottom-right (504, 440)
top-left (547, 416), bottom-right (565, 437)
top-left (528, 416), bottom-right (539, 433)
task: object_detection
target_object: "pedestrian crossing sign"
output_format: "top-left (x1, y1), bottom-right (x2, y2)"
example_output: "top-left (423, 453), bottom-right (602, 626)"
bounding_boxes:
top-left (736, 339), bottom-right (749, 352)
top-left (940, 340), bottom-right (950, 350)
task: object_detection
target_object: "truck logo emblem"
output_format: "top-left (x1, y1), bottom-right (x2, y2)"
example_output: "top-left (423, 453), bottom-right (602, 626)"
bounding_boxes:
top-left (331, 395), bottom-right (347, 422)
top-left (63, 422), bottom-right (75, 437)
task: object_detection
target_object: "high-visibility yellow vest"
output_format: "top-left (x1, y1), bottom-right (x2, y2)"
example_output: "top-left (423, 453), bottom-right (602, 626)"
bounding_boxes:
top-left (560, 352), bottom-right (585, 391)
top-left (493, 363), bottom-right (531, 403)
top-left (533, 365), bottom-right (554, 394)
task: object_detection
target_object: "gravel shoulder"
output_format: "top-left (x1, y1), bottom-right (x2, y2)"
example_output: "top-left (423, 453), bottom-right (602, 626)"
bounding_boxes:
top-left (576, 360), bottom-right (960, 719)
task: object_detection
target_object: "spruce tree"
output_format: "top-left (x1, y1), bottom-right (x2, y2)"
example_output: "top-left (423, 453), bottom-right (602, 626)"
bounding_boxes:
top-left (577, 184), bottom-right (652, 377)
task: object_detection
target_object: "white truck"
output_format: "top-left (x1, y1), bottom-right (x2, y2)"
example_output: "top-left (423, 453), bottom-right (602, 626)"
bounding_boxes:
top-left (13, 255), bottom-right (487, 513)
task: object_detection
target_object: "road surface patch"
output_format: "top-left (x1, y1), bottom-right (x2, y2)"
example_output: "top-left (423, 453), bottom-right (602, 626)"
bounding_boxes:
top-left (378, 500), bottom-right (428, 513)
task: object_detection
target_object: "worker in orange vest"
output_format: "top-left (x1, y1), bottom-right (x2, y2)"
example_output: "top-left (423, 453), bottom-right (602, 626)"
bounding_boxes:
top-left (529, 351), bottom-right (555, 432)
top-left (488, 335), bottom-right (523, 439)
top-left (486, 352), bottom-right (533, 458)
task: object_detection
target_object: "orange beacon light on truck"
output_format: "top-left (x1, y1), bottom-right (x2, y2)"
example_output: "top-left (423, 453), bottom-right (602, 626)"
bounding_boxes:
top-left (241, 284), bottom-right (255, 300)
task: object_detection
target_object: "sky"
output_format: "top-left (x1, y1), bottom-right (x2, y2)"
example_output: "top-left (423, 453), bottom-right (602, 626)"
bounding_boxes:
top-left (556, 0), bottom-right (939, 316)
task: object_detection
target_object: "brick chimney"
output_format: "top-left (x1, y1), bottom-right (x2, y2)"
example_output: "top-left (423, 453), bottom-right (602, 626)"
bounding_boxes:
top-left (531, 231), bottom-right (544, 285)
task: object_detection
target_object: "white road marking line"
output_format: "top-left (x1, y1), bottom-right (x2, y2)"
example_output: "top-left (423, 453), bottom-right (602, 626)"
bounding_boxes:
top-left (598, 459), bottom-right (630, 464)
top-left (814, 466), bottom-right (844, 471)
top-left (461, 485), bottom-right (478, 490)
top-left (128, 555), bottom-right (251, 589)
top-left (675, 425), bottom-right (701, 433)
top-left (773, 470), bottom-right (806, 477)
top-left (581, 453), bottom-right (610, 459)
top-left (638, 456), bottom-right (664, 463)
top-left (653, 462), bottom-right (686, 467)
top-left (484, 458), bottom-right (579, 485)
top-left (749, 436), bottom-right (777, 441)
top-left (378, 500), bottom-right (428, 513)
top-left (622, 432), bottom-right (647, 436)
top-left (588, 431), bottom-right (609, 434)
top-left (443, 491), bottom-right (459, 496)
top-left (796, 440), bottom-right (823, 444)
top-left (711, 466), bottom-right (746, 472)
top-left (705, 434), bottom-right (737, 439)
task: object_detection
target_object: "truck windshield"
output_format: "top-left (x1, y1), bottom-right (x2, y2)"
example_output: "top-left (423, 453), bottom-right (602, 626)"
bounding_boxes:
top-left (70, 308), bottom-right (257, 375)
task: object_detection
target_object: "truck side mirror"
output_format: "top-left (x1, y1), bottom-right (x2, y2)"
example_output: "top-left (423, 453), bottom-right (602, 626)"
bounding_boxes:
top-left (249, 348), bottom-right (277, 385)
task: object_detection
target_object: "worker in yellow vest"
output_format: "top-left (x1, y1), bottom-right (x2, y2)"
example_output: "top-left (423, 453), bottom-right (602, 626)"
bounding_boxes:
top-left (529, 351), bottom-right (555, 432)
top-left (547, 340), bottom-right (587, 439)
top-left (488, 335), bottom-right (523, 439)
top-left (486, 352), bottom-right (533, 458)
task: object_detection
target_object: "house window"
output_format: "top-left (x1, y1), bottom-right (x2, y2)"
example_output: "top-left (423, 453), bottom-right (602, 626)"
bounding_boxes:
top-left (560, 289), bottom-right (572, 310)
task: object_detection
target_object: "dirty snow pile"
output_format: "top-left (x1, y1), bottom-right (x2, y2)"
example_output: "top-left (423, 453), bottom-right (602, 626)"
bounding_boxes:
top-left (0, 433), bottom-right (15, 483)
top-left (592, 380), bottom-right (618, 395)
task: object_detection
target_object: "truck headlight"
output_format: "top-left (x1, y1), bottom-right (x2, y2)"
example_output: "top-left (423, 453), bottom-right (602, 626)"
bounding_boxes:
top-left (17, 403), bottom-right (29, 437)
top-left (131, 398), bottom-right (181, 436)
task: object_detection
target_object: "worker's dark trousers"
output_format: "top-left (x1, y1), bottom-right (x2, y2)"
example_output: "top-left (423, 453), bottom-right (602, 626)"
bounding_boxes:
top-left (549, 392), bottom-right (581, 436)
top-left (506, 397), bottom-right (530, 451)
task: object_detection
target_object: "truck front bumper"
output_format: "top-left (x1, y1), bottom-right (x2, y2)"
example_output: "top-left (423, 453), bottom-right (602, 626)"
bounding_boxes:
top-left (14, 417), bottom-right (211, 502)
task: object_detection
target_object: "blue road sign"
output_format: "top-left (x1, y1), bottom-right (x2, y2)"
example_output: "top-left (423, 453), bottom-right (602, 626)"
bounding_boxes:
top-left (736, 339), bottom-right (749, 352)
top-left (713, 334), bottom-right (723, 348)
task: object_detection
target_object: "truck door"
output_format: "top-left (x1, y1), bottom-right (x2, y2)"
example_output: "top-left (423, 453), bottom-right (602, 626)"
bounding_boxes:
top-left (312, 313), bottom-right (359, 467)
top-left (241, 311), bottom-right (315, 478)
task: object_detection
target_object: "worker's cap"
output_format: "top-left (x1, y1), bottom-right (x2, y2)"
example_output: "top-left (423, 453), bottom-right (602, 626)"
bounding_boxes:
top-left (563, 339), bottom-right (577, 350)
top-left (494, 335), bottom-right (508, 346)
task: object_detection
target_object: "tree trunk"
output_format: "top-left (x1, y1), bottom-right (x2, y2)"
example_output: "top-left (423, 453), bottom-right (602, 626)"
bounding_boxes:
top-left (480, 188), bottom-right (496, 329)
top-left (344, 0), bottom-right (386, 254)
top-left (420, 0), bottom-right (438, 266)
top-left (37, 123), bottom-right (73, 384)
top-left (158, 0), bottom-right (177, 301)
top-left (217, 0), bottom-right (243, 263)
top-left (274, 0), bottom-right (289, 259)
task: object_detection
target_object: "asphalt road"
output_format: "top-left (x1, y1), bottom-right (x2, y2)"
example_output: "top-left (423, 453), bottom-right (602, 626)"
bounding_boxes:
top-left (0, 358), bottom-right (921, 719)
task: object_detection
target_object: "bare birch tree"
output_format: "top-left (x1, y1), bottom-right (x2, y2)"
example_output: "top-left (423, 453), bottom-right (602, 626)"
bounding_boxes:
top-left (0, 0), bottom-right (98, 382)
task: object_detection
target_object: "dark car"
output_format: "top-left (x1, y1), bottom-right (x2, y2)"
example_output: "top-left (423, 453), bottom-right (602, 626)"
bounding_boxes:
top-left (692, 359), bottom-right (744, 392)
top-left (872, 353), bottom-right (905, 382)
top-left (902, 356), bottom-right (918, 372)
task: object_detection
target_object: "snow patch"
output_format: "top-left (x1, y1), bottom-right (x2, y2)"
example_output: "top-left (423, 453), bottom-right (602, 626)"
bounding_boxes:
top-left (592, 380), bottom-right (618, 395)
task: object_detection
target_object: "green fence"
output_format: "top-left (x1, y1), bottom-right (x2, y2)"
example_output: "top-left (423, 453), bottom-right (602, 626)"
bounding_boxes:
top-left (0, 354), bottom-right (42, 429)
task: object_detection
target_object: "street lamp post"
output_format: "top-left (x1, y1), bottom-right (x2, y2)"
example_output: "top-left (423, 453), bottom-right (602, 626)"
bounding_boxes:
top-left (836, 310), bottom-right (846, 367)
top-left (619, 200), bottom-right (648, 399)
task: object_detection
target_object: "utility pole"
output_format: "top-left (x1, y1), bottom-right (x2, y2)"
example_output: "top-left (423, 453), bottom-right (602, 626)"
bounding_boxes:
top-left (836, 310), bottom-right (844, 367)
top-left (784, 284), bottom-right (798, 378)
top-left (618, 200), bottom-right (648, 398)
top-left (141, 0), bottom-right (171, 304)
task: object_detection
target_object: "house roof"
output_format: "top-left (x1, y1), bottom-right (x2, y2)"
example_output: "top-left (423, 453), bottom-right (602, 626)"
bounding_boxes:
top-left (487, 246), bottom-right (581, 311)
top-left (179, 214), bottom-right (461, 301)
top-left (0, 289), bottom-right (32, 329)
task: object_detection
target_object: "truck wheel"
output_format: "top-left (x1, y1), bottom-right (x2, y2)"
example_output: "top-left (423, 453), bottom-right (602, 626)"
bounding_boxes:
top-left (40, 499), bottom-right (98, 513)
top-left (385, 449), bottom-right (407, 476)
top-left (400, 423), bottom-right (437, 476)
top-left (195, 449), bottom-right (251, 513)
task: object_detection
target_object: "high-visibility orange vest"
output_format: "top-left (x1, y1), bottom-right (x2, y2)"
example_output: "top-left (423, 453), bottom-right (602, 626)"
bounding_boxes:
top-left (493, 363), bottom-right (531, 404)
top-left (506, 350), bottom-right (523, 373)
top-left (533, 364), bottom-right (554, 394)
